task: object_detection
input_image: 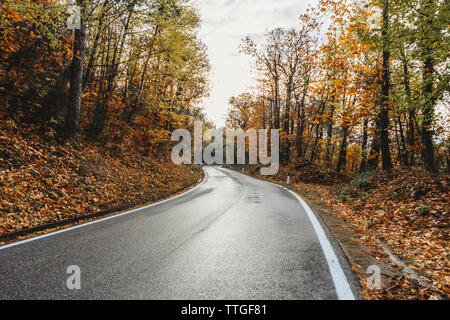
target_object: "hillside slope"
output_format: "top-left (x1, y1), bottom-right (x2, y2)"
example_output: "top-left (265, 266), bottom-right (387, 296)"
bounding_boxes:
top-left (0, 119), bottom-right (202, 237)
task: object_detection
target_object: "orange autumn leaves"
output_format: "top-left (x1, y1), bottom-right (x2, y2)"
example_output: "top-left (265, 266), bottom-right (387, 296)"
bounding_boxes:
top-left (0, 120), bottom-right (202, 236)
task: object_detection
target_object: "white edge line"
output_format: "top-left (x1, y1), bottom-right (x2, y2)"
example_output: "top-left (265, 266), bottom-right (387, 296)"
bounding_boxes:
top-left (222, 168), bottom-right (356, 300)
top-left (286, 189), bottom-right (355, 300)
top-left (0, 168), bottom-right (208, 251)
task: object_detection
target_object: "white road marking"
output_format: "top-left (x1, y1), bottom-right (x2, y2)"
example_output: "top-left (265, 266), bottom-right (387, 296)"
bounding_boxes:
top-left (285, 189), bottom-right (356, 300)
top-left (0, 170), bottom-right (208, 251)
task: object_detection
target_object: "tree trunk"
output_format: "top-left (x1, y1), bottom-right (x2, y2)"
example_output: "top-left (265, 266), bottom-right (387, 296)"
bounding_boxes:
top-left (421, 55), bottom-right (436, 172)
top-left (283, 79), bottom-right (293, 162)
top-left (401, 47), bottom-right (416, 166)
top-left (296, 100), bottom-right (305, 157)
top-left (420, 0), bottom-right (437, 172)
top-left (337, 126), bottom-right (349, 172)
top-left (64, 0), bottom-right (86, 140)
top-left (408, 110), bottom-right (416, 165)
top-left (360, 118), bottom-right (369, 172)
top-left (398, 115), bottom-right (408, 166)
top-left (310, 100), bottom-right (326, 162)
top-left (273, 77), bottom-right (280, 129)
top-left (378, 0), bottom-right (393, 171)
top-left (367, 123), bottom-right (381, 170)
top-left (325, 102), bottom-right (335, 163)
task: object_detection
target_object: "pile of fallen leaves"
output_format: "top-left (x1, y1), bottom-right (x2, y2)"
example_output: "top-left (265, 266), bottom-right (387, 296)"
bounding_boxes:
top-left (326, 169), bottom-right (449, 298)
top-left (0, 119), bottom-right (202, 236)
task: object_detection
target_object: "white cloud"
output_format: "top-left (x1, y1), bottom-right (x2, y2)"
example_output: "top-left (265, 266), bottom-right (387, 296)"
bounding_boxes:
top-left (195, 0), bottom-right (318, 126)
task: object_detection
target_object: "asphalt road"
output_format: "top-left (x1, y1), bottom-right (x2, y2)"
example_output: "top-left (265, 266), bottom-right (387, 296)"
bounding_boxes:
top-left (0, 166), bottom-right (359, 300)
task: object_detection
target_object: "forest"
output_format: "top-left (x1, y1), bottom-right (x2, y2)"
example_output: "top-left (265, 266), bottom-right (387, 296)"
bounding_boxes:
top-left (227, 0), bottom-right (449, 174)
top-left (1, 0), bottom-right (211, 144)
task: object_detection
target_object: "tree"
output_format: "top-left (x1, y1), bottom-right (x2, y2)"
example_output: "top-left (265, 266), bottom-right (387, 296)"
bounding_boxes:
top-left (65, 0), bottom-right (87, 140)
top-left (378, 0), bottom-right (393, 171)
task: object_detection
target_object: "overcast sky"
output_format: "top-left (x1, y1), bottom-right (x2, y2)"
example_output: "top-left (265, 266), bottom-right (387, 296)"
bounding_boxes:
top-left (195, 0), bottom-right (318, 127)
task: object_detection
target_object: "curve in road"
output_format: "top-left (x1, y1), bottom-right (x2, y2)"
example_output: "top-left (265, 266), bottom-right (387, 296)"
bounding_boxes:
top-left (0, 166), bottom-right (359, 300)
